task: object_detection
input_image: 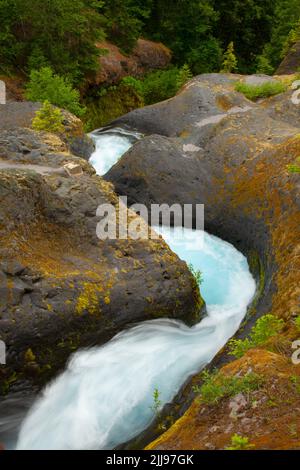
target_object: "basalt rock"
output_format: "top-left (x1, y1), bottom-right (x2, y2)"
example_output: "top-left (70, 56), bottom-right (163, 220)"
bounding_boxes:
top-left (105, 73), bottom-right (300, 449)
top-left (0, 101), bottom-right (94, 160)
top-left (0, 126), bottom-right (204, 395)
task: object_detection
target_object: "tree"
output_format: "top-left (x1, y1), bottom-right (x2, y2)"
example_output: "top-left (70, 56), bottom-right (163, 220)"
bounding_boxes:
top-left (143, 0), bottom-right (222, 73)
top-left (32, 101), bottom-right (64, 133)
top-left (214, 0), bottom-right (276, 73)
top-left (26, 67), bottom-right (85, 116)
top-left (221, 42), bottom-right (238, 72)
top-left (0, 0), bottom-right (105, 84)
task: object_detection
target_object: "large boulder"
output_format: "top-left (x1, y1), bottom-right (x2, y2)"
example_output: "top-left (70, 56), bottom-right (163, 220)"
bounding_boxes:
top-left (0, 126), bottom-right (204, 395)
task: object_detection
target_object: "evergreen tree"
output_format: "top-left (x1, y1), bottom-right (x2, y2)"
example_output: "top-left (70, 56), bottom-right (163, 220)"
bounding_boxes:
top-left (221, 42), bottom-right (238, 73)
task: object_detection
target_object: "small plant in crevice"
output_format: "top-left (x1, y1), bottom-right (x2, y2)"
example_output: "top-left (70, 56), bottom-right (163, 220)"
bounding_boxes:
top-left (193, 370), bottom-right (264, 405)
top-left (188, 264), bottom-right (203, 286)
top-left (225, 434), bottom-right (255, 450)
top-left (229, 314), bottom-right (285, 359)
top-left (150, 387), bottom-right (162, 415)
top-left (287, 158), bottom-right (300, 174)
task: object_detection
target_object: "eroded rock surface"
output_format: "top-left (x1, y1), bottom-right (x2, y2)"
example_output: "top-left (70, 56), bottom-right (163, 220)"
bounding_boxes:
top-left (105, 73), bottom-right (300, 449)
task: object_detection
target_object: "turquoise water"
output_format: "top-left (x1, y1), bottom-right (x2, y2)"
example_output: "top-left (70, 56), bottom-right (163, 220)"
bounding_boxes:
top-left (15, 130), bottom-right (256, 450)
top-left (89, 128), bottom-right (142, 176)
top-left (17, 228), bottom-right (255, 450)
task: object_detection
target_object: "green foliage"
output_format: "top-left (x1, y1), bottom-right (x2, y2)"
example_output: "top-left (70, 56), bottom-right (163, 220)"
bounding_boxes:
top-left (225, 434), bottom-right (255, 450)
top-left (214, 0), bottom-right (277, 73)
top-left (295, 316), bottom-right (300, 331)
top-left (151, 388), bottom-right (162, 414)
top-left (290, 375), bottom-right (300, 394)
top-left (121, 76), bottom-right (144, 97)
top-left (26, 67), bottom-right (85, 117)
top-left (141, 68), bottom-right (180, 105)
top-left (32, 100), bottom-right (64, 133)
top-left (0, 0), bottom-right (105, 84)
top-left (256, 55), bottom-right (274, 75)
top-left (229, 314), bottom-right (285, 359)
top-left (189, 264), bottom-right (203, 286)
top-left (288, 157), bottom-right (300, 174)
top-left (176, 65), bottom-right (193, 89)
top-left (103, 0), bottom-right (151, 52)
top-left (235, 81), bottom-right (287, 101)
top-left (259, 0), bottom-right (300, 70)
top-left (143, 0), bottom-right (222, 73)
top-left (221, 42), bottom-right (238, 73)
top-left (282, 20), bottom-right (300, 57)
top-left (193, 370), bottom-right (263, 405)
top-left (83, 82), bottom-right (143, 131)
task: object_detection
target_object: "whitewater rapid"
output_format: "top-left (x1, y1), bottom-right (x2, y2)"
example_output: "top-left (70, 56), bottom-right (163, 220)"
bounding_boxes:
top-left (15, 129), bottom-right (256, 450)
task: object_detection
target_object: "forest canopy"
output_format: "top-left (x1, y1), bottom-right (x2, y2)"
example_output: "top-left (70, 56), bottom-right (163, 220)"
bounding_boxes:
top-left (0, 0), bottom-right (299, 84)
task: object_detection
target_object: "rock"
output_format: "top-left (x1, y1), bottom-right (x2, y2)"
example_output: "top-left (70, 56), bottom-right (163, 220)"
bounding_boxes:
top-left (106, 73), bottom-right (300, 327)
top-left (105, 73), bottom-right (300, 449)
top-left (0, 101), bottom-right (94, 161)
top-left (0, 126), bottom-right (204, 394)
top-left (276, 41), bottom-right (300, 75)
top-left (229, 393), bottom-right (247, 419)
top-left (92, 39), bottom-right (172, 88)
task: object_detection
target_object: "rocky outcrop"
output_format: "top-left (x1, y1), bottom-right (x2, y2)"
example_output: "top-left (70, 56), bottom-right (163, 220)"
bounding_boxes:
top-left (92, 39), bottom-right (172, 87)
top-left (0, 101), bottom-right (94, 160)
top-left (105, 73), bottom-right (300, 449)
top-left (0, 121), bottom-right (204, 395)
top-left (276, 41), bottom-right (300, 75)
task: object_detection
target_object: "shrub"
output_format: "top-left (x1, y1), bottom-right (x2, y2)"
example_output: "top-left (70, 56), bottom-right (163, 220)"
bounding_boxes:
top-left (26, 67), bottom-right (85, 117)
top-left (193, 370), bottom-right (263, 405)
top-left (221, 42), bottom-right (238, 73)
top-left (235, 81), bottom-right (287, 101)
top-left (32, 100), bottom-right (63, 133)
top-left (176, 64), bottom-right (193, 89)
top-left (189, 264), bottom-right (203, 286)
top-left (295, 316), bottom-right (300, 331)
top-left (229, 314), bottom-right (285, 359)
top-left (225, 434), bottom-right (255, 450)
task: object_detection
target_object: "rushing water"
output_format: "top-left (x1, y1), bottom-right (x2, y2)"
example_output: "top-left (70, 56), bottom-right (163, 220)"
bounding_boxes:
top-left (13, 129), bottom-right (256, 450)
top-left (89, 127), bottom-right (142, 176)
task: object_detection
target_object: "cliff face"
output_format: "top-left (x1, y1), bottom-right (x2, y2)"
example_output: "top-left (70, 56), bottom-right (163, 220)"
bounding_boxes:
top-left (105, 73), bottom-right (300, 449)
